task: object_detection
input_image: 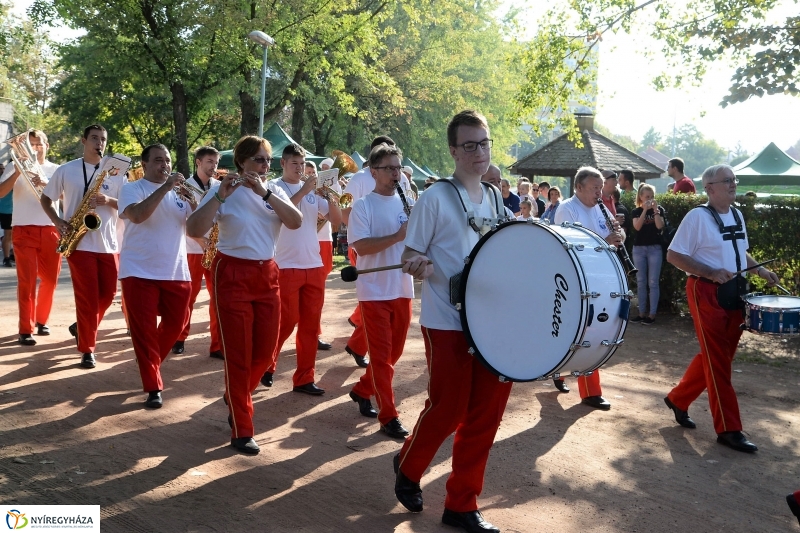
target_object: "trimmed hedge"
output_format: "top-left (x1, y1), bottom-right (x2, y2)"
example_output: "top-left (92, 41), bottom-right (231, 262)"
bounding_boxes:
top-left (619, 192), bottom-right (800, 311)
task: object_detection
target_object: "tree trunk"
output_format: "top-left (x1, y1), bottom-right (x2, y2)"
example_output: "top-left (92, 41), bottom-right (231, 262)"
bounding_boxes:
top-left (170, 82), bottom-right (190, 177)
top-left (291, 97), bottom-right (305, 145)
top-left (239, 88), bottom-right (258, 136)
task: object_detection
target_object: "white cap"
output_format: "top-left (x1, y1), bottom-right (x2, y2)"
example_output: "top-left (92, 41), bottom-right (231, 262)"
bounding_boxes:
top-left (402, 166), bottom-right (413, 177)
top-left (321, 158), bottom-right (334, 169)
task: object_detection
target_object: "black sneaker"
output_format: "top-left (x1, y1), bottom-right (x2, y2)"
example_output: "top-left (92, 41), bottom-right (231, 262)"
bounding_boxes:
top-left (2, 257), bottom-right (13, 267)
top-left (629, 315), bottom-right (644, 323)
top-left (642, 317), bottom-right (655, 325)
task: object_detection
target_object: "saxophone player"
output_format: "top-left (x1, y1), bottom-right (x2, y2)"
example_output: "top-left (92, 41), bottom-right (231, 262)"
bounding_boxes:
top-left (0, 129), bottom-right (60, 346)
top-left (118, 144), bottom-right (193, 409)
top-left (41, 125), bottom-right (125, 369)
top-left (171, 146), bottom-right (223, 360)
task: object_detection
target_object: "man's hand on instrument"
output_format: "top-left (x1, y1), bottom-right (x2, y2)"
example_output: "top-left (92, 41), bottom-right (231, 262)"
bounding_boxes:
top-left (708, 268), bottom-right (735, 285)
top-left (29, 173), bottom-right (45, 187)
top-left (402, 254), bottom-right (433, 280)
top-left (759, 268), bottom-right (780, 287)
top-left (605, 230), bottom-right (624, 247)
top-left (54, 218), bottom-right (71, 237)
top-left (93, 193), bottom-right (111, 206)
top-left (300, 174), bottom-right (317, 195)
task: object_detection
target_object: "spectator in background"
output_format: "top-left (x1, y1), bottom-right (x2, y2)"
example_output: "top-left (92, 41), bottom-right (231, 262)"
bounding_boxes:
top-left (481, 164), bottom-right (501, 188)
top-left (517, 180), bottom-right (533, 208)
top-left (618, 170), bottom-right (635, 195)
top-left (516, 199), bottom-right (535, 221)
top-left (500, 178), bottom-right (520, 215)
top-left (531, 182), bottom-right (546, 217)
top-left (0, 162), bottom-right (12, 267)
top-left (600, 170), bottom-right (618, 216)
top-left (668, 157), bottom-right (696, 194)
top-left (538, 181), bottom-right (551, 209)
top-left (629, 184), bottom-right (665, 324)
top-left (612, 188), bottom-right (631, 238)
top-left (667, 182), bottom-right (675, 193)
top-left (541, 186), bottom-right (561, 224)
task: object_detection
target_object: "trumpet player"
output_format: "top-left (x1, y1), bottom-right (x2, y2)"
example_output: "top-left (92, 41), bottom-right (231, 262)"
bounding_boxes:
top-left (118, 144), bottom-right (193, 408)
top-left (171, 146), bottom-right (223, 360)
top-left (0, 129), bottom-right (60, 346)
top-left (41, 124), bottom-right (125, 369)
top-left (261, 143), bottom-right (341, 395)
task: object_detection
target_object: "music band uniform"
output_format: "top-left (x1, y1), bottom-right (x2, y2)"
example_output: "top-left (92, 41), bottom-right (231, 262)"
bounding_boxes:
top-left (118, 177), bottom-right (192, 398)
top-left (42, 158), bottom-right (126, 360)
top-left (0, 154), bottom-right (60, 339)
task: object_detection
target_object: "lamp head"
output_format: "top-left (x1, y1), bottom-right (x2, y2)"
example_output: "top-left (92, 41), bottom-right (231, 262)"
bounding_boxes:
top-left (248, 31), bottom-right (275, 47)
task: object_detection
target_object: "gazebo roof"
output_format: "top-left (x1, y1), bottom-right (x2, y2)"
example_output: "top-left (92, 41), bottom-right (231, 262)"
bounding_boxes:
top-left (509, 129), bottom-right (665, 180)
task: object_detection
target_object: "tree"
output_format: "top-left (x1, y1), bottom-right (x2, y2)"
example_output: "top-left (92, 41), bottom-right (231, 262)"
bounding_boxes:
top-left (640, 127), bottom-right (661, 150)
top-left (662, 124), bottom-right (726, 179)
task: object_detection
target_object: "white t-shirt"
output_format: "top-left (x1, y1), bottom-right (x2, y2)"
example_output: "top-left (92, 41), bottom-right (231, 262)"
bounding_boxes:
top-left (317, 179), bottom-right (342, 242)
top-left (118, 179), bottom-right (191, 281)
top-left (0, 160), bottom-right (58, 226)
top-left (404, 179), bottom-right (504, 331)
top-left (43, 158), bottom-right (127, 253)
top-left (349, 192), bottom-right (414, 301)
top-left (554, 195), bottom-right (610, 239)
top-left (196, 180), bottom-right (290, 261)
top-left (273, 178), bottom-right (328, 269)
top-left (185, 175), bottom-right (219, 254)
top-left (669, 204), bottom-right (749, 274)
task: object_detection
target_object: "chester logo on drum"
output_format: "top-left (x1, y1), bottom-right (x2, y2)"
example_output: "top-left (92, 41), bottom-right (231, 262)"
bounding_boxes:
top-left (552, 273), bottom-right (568, 338)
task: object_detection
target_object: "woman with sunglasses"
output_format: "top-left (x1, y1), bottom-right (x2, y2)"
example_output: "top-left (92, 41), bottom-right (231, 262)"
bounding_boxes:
top-left (187, 135), bottom-right (301, 455)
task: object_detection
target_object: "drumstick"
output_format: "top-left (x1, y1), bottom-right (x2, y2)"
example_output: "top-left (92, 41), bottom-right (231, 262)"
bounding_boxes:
top-left (776, 284), bottom-right (792, 295)
top-left (734, 258), bottom-right (776, 275)
top-left (341, 261), bottom-right (432, 282)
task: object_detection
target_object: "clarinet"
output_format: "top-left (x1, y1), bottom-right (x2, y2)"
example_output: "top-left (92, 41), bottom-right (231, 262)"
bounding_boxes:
top-left (596, 198), bottom-right (638, 277)
top-left (396, 183), bottom-right (412, 216)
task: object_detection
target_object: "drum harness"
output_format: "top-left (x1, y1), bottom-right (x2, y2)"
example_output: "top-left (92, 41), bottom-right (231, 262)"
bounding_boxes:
top-left (695, 204), bottom-right (748, 311)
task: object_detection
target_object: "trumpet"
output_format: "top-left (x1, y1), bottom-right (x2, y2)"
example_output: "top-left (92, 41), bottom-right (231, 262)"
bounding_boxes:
top-left (163, 171), bottom-right (202, 207)
top-left (316, 186), bottom-right (352, 208)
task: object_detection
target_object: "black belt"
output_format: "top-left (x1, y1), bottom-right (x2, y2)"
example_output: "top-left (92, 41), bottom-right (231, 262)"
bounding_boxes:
top-left (688, 274), bottom-right (716, 284)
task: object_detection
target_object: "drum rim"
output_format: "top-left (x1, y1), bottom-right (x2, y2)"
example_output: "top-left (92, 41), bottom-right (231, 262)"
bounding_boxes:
top-left (458, 220), bottom-right (587, 382)
top-left (744, 292), bottom-right (800, 312)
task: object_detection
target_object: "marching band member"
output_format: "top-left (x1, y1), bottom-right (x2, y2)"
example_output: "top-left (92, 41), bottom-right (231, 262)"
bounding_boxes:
top-left (187, 135), bottom-right (301, 454)
top-left (552, 166), bottom-right (623, 410)
top-left (398, 110), bottom-right (510, 533)
top-left (261, 143), bottom-right (341, 395)
top-left (118, 144), bottom-right (193, 408)
top-left (172, 146), bottom-right (223, 359)
top-left (307, 161), bottom-right (334, 351)
top-left (347, 143), bottom-right (414, 439)
top-left (0, 129), bottom-right (60, 346)
top-left (41, 125), bottom-right (126, 369)
top-left (341, 136), bottom-right (404, 368)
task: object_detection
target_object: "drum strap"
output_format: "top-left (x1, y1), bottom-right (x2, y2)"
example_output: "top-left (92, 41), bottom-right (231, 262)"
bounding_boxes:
top-left (696, 204), bottom-right (747, 310)
top-left (438, 178), bottom-right (508, 235)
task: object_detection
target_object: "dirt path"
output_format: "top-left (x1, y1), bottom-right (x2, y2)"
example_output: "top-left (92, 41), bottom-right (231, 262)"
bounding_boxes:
top-left (1, 260), bottom-right (799, 532)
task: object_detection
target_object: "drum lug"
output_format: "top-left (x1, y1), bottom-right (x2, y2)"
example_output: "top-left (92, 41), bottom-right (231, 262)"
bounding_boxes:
top-left (571, 371), bottom-right (582, 377)
top-left (583, 370), bottom-right (594, 376)
top-left (581, 291), bottom-right (601, 299)
top-left (498, 375), bottom-right (507, 383)
top-left (455, 303), bottom-right (462, 311)
top-left (562, 242), bottom-right (585, 251)
top-left (570, 341), bottom-right (591, 349)
top-left (463, 256), bottom-right (470, 265)
top-left (553, 373), bottom-right (560, 379)
top-left (601, 339), bottom-right (625, 346)
top-left (610, 291), bottom-right (634, 299)
top-left (594, 245), bottom-right (610, 252)
top-left (467, 347), bottom-right (475, 355)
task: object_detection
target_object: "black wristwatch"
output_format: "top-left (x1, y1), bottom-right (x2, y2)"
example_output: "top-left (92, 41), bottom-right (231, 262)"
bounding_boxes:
top-left (263, 190), bottom-right (272, 202)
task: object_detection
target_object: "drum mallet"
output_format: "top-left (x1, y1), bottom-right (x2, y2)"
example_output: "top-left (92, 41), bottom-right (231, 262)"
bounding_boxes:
top-left (341, 261), bottom-right (432, 282)
top-left (733, 259), bottom-right (791, 294)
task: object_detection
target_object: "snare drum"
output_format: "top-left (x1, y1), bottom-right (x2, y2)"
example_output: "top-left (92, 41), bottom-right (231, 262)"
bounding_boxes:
top-left (457, 220), bottom-right (630, 382)
top-left (743, 293), bottom-right (800, 334)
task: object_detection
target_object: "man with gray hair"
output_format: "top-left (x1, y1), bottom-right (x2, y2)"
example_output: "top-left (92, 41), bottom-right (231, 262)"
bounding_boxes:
top-left (664, 164), bottom-right (778, 452)
top-left (481, 164), bottom-right (501, 188)
top-left (499, 178), bottom-right (520, 215)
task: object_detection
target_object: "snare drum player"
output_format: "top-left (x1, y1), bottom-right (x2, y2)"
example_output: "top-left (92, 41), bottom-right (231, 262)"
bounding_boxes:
top-left (400, 110), bottom-right (511, 533)
top-left (552, 166), bottom-right (623, 410)
top-left (664, 164), bottom-right (777, 453)
top-left (172, 146), bottom-right (223, 359)
top-left (347, 143), bottom-right (414, 439)
top-left (118, 144), bottom-right (193, 408)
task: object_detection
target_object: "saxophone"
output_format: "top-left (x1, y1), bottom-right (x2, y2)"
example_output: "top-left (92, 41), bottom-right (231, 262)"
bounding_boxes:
top-left (57, 156), bottom-right (130, 257)
top-left (201, 223), bottom-right (219, 269)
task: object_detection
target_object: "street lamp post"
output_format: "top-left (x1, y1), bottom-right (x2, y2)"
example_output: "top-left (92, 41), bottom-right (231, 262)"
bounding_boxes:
top-left (248, 30), bottom-right (275, 138)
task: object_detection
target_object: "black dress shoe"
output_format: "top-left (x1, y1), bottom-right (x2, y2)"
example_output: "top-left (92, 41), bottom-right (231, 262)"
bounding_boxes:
top-left (260, 371), bottom-right (273, 388)
top-left (317, 338), bottom-right (332, 350)
top-left (717, 431), bottom-right (757, 453)
top-left (349, 391), bottom-right (378, 418)
top-left (442, 509), bottom-right (500, 533)
top-left (394, 453), bottom-right (423, 512)
top-left (209, 350), bottom-right (224, 360)
top-left (171, 340), bottom-right (185, 354)
top-left (18, 334), bottom-right (36, 346)
top-left (293, 382), bottom-right (325, 395)
top-left (145, 391), bottom-right (163, 408)
top-left (786, 493), bottom-right (800, 525)
top-left (68, 322), bottom-right (78, 344)
top-left (381, 417), bottom-right (409, 439)
top-left (664, 396), bottom-right (696, 428)
top-left (581, 395), bottom-right (611, 410)
top-left (231, 437), bottom-right (260, 455)
top-left (348, 318), bottom-right (357, 328)
top-left (80, 353), bottom-right (96, 369)
top-left (345, 345), bottom-right (369, 368)
top-left (36, 323), bottom-right (50, 336)
top-left (554, 378), bottom-right (569, 393)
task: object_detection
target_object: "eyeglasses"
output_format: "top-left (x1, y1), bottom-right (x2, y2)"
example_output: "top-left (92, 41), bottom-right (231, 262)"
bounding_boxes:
top-left (373, 165), bottom-right (402, 173)
top-left (250, 156), bottom-right (272, 165)
top-left (455, 139), bottom-right (493, 152)
top-left (707, 178), bottom-right (739, 186)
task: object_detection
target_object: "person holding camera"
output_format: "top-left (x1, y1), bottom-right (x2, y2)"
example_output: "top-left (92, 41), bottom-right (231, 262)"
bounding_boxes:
top-left (629, 184), bottom-right (664, 324)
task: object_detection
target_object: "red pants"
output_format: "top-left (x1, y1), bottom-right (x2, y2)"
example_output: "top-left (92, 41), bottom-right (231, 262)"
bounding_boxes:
top-left (121, 277), bottom-right (191, 392)
top-left (398, 327), bottom-right (512, 512)
top-left (351, 299), bottom-right (412, 425)
top-left (178, 254), bottom-right (221, 352)
top-left (269, 266), bottom-right (326, 387)
top-left (12, 226), bottom-right (61, 334)
top-left (319, 241), bottom-right (333, 275)
top-left (214, 253), bottom-right (280, 438)
top-left (560, 371), bottom-right (602, 398)
top-left (346, 247), bottom-right (369, 356)
top-left (66, 250), bottom-right (119, 354)
top-left (667, 277), bottom-right (743, 434)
